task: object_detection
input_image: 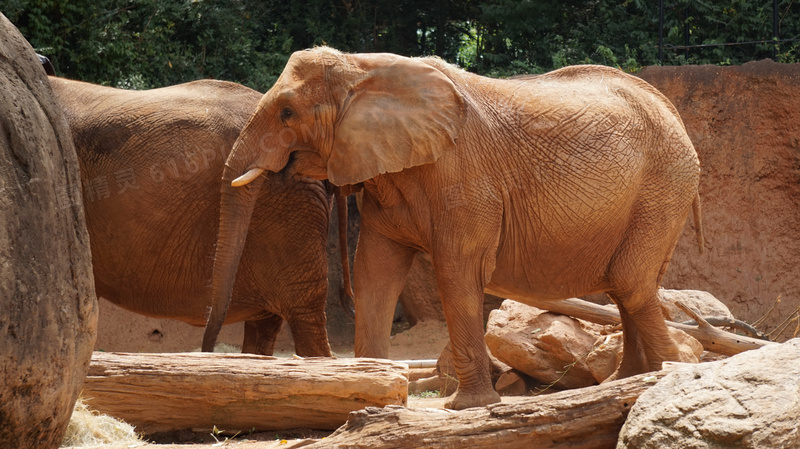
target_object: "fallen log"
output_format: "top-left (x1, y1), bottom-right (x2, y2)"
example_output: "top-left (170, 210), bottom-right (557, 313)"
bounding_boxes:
top-left (526, 297), bottom-right (774, 356)
top-left (307, 371), bottom-right (665, 449)
top-left (81, 352), bottom-right (408, 434)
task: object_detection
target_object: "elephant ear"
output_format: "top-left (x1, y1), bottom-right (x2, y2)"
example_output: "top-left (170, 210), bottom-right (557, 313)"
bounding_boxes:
top-left (328, 55), bottom-right (464, 185)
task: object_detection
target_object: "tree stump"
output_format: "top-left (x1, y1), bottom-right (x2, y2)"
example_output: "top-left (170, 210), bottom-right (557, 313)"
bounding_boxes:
top-left (0, 13), bottom-right (97, 449)
top-left (82, 352), bottom-right (409, 434)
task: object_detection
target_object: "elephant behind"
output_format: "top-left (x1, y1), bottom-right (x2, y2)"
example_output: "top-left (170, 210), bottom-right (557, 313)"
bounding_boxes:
top-left (49, 77), bottom-right (333, 356)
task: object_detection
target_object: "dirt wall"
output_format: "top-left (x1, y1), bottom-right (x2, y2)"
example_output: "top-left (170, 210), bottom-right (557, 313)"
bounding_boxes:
top-left (641, 60), bottom-right (800, 340)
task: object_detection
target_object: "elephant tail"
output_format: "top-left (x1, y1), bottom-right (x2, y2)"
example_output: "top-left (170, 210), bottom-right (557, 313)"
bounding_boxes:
top-left (692, 194), bottom-right (705, 254)
top-left (336, 189), bottom-right (356, 318)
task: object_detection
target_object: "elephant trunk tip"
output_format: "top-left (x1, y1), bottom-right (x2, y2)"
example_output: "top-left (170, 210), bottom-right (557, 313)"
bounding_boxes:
top-left (231, 167), bottom-right (265, 187)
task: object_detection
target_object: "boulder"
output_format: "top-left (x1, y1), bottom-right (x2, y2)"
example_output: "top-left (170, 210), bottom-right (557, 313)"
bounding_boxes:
top-left (617, 338), bottom-right (800, 448)
top-left (658, 289), bottom-right (734, 323)
top-left (586, 327), bottom-right (704, 383)
top-left (0, 13), bottom-right (97, 449)
top-left (486, 299), bottom-right (705, 387)
top-left (485, 300), bottom-right (608, 389)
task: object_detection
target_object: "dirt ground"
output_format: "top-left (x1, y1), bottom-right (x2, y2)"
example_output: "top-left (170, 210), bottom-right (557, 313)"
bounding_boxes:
top-left (94, 298), bottom-right (450, 359)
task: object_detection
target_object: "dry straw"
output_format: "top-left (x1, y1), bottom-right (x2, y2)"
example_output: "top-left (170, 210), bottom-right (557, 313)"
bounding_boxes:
top-left (61, 397), bottom-right (144, 448)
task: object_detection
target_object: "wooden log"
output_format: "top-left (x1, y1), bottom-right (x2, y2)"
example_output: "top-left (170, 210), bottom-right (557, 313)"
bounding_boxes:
top-left (526, 297), bottom-right (774, 356)
top-left (307, 371), bottom-right (665, 449)
top-left (81, 352), bottom-right (408, 434)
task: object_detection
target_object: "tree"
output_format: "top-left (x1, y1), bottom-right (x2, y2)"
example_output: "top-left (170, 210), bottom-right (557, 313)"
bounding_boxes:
top-left (5, 0), bottom-right (798, 89)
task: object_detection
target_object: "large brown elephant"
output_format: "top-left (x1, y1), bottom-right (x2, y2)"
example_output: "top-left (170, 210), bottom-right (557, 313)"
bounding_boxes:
top-left (210, 47), bottom-right (704, 409)
top-left (49, 77), bottom-right (333, 357)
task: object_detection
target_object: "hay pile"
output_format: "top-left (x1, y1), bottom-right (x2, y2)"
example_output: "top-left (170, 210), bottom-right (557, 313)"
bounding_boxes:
top-left (61, 398), bottom-right (143, 448)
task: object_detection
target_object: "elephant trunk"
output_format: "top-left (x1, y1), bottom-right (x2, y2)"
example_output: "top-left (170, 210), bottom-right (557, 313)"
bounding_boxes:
top-left (202, 109), bottom-right (290, 351)
top-left (202, 163), bottom-right (265, 352)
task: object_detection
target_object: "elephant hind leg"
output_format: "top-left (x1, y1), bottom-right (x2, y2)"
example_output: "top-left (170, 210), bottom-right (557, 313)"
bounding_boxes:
top-left (607, 293), bottom-right (678, 380)
top-left (287, 310), bottom-right (333, 357)
top-left (242, 314), bottom-right (284, 355)
top-left (605, 218), bottom-right (685, 379)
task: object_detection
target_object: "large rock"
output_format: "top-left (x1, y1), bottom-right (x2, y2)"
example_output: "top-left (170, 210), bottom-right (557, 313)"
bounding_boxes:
top-left (485, 300), bottom-right (607, 389)
top-left (658, 289), bottom-right (734, 323)
top-left (618, 338), bottom-right (800, 448)
top-left (0, 14), bottom-right (97, 449)
top-left (487, 299), bottom-right (705, 386)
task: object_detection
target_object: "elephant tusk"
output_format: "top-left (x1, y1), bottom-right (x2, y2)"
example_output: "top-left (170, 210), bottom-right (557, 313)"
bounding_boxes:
top-left (231, 168), bottom-right (265, 187)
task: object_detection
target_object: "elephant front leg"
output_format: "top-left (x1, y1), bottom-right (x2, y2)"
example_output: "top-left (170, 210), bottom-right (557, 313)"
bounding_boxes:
top-left (435, 259), bottom-right (501, 410)
top-left (353, 229), bottom-right (416, 359)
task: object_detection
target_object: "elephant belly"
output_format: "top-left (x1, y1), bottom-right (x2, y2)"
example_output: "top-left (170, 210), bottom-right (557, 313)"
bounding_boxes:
top-left (93, 259), bottom-right (266, 327)
top-left (100, 288), bottom-right (265, 327)
top-left (486, 255), bottom-right (610, 302)
top-left (482, 164), bottom-right (639, 301)
top-left (486, 212), bottom-right (625, 301)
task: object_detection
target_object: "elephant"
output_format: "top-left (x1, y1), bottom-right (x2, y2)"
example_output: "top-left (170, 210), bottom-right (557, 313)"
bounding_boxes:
top-left (49, 76), bottom-right (334, 357)
top-left (208, 47), bottom-right (704, 409)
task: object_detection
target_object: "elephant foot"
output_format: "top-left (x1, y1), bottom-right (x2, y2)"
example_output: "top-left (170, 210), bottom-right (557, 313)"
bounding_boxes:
top-left (604, 359), bottom-right (651, 383)
top-left (444, 388), bottom-right (501, 410)
top-left (602, 369), bottom-right (624, 383)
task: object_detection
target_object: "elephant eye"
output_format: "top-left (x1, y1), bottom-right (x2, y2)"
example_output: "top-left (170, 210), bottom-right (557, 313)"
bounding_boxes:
top-left (280, 107), bottom-right (294, 122)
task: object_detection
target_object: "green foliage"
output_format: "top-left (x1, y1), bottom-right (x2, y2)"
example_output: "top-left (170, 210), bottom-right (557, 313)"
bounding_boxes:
top-left (409, 389), bottom-right (441, 399)
top-left (5, 0), bottom-right (798, 88)
top-left (5, 0), bottom-right (290, 91)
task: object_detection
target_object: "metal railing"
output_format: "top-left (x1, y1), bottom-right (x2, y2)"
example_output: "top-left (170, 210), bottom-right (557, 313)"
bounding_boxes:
top-left (658, 0), bottom-right (800, 62)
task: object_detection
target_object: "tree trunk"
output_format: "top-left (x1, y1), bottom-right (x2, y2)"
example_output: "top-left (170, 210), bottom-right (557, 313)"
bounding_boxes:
top-left (82, 352), bottom-right (408, 434)
top-left (306, 372), bottom-right (663, 449)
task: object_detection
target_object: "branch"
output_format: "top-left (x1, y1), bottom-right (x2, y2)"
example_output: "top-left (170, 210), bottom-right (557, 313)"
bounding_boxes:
top-left (521, 297), bottom-right (775, 357)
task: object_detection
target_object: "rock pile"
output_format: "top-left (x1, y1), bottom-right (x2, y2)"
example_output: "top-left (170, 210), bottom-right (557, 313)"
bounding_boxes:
top-left (428, 289), bottom-right (737, 396)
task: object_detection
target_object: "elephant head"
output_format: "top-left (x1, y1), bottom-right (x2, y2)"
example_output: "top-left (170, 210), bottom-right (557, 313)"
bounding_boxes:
top-left (202, 47), bottom-right (464, 350)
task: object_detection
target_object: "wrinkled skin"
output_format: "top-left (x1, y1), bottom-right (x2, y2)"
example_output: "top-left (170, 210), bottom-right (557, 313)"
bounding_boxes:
top-left (50, 77), bottom-right (332, 357)
top-left (214, 47), bottom-right (702, 409)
